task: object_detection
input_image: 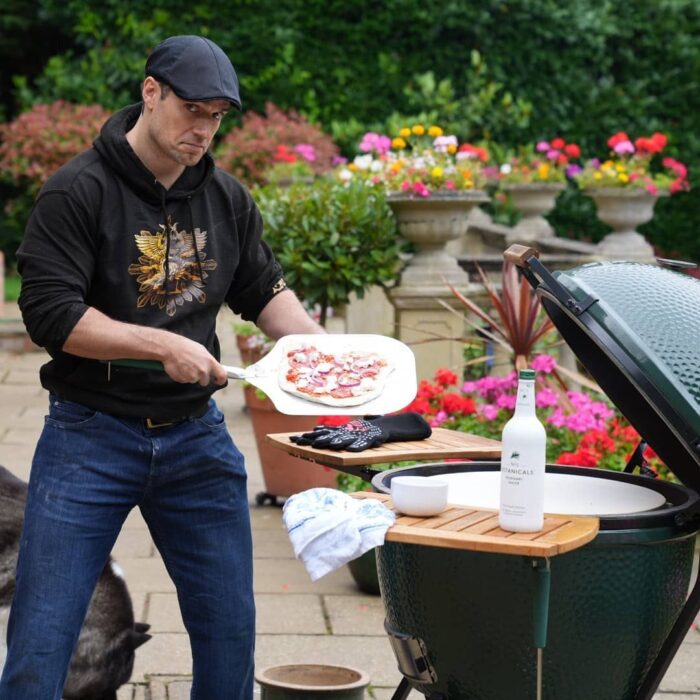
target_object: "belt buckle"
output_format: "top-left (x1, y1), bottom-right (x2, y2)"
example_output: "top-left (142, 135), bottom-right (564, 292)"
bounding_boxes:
top-left (145, 417), bottom-right (175, 429)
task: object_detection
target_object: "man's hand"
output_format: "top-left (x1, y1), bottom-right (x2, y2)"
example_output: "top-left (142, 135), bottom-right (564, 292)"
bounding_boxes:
top-left (161, 334), bottom-right (228, 386)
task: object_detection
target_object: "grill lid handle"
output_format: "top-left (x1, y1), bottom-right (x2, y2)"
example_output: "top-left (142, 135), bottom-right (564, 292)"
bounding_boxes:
top-left (503, 245), bottom-right (598, 317)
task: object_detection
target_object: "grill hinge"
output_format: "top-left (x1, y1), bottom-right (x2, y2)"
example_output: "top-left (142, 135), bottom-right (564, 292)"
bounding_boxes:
top-left (384, 620), bottom-right (438, 685)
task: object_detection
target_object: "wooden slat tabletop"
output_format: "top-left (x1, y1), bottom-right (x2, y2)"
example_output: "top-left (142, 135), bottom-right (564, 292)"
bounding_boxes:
top-left (265, 428), bottom-right (502, 467)
top-left (351, 492), bottom-right (599, 558)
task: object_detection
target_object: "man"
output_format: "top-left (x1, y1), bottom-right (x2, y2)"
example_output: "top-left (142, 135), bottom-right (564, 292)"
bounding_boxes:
top-left (0, 35), bottom-right (323, 700)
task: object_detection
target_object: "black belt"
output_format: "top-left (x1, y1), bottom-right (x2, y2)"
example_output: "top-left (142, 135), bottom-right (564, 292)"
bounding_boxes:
top-left (142, 403), bottom-right (209, 430)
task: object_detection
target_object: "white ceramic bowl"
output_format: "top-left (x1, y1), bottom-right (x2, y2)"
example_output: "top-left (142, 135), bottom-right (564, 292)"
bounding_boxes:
top-left (390, 475), bottom-right (448, 517)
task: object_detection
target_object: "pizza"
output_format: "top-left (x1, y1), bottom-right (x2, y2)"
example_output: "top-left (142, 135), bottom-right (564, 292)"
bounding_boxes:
top-left (278, 343), bottom-right (394, 407)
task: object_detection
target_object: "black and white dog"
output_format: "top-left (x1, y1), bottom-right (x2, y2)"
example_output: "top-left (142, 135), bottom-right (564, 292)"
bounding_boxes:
top-left (0, 466), bottom-right (150, 700)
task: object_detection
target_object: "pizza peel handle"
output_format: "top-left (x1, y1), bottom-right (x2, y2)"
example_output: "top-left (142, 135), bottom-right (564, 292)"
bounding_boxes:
top-left (105, 334), bottom-right (418, 416)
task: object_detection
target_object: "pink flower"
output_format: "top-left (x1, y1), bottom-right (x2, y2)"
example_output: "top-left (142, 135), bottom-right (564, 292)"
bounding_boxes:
top-left (359, 132), bottom-right (392, 155)
top-left (401, 180), bottom-right (411, 191)
top-left (431, 410), bottom-right (449, 427)
top-left (536, 141), bottom-right (550, 152)
top-left (294, 143), bottom-right (317, 162)
top-left (480, 404), bottom-right (500, 420)
top-left (445, 180), bottom-right (455, 190)
top-left (613, 140), bottom-right (635, 155)
top-left (496, 393), bottom-right (517, 410)
top-left (536, 387), bottom-right (559, 408)
top-left (413, 181), bottom-right (430, 197)
top-left (531, 354), bottom-right (556, 373)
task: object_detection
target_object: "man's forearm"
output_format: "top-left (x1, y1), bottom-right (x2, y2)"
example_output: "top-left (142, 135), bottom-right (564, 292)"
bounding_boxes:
top-left (255, 289), bottom-right (325, 339)
top-left (62, 307), bottom-right (227, 386)
top-left (255, 290), bottom-right (325, 339)
top-left (63, 307), bottom-right (175, 361)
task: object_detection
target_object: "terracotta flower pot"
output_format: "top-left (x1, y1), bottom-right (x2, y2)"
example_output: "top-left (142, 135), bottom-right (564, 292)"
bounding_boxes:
top-left (255, 664), bottom-right (369, 699)
top-left (244, 386), bottom-right (338, 505)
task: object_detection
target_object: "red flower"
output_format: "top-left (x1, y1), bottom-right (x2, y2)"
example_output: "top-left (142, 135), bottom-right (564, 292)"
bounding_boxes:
top-left (403, 397), bottom-right (432, 415)
top-left (608, 132), bottom-right (631, 149)
top-left (650, 132), bottom-right (668, 152)
top-left (551, 137), bottom-right (565, 150)
top-left (662, 157), bottom-right (688, 179)
top-left (416, 379), bottom-right (442, 400)
top-left (458, 143), bottom-right (490, 162)
top-left (318, 414), bottom-right (350, 426)
top-left (441, 393), bottom-right (476, 416)
top-left (274, 144), bottom-right (298, 163)
top-left (580, 429), bottom-right (616, 453)
top-left (556, 447), bottom-right (600, 468)
top-left (434, 368), bottom-right (458, 387)
top-left (564, 143), bottom-right (581, 158)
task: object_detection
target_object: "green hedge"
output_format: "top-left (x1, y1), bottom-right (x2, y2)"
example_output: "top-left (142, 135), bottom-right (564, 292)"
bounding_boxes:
top-left (2, 0), bottom-right (700, 262)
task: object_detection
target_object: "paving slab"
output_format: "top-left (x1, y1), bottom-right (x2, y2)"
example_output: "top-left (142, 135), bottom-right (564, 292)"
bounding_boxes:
top-left (369, 687), bottom-right (423, 699)
top-left (112, 528), bottom-right (156, 559)
top-left (118, 556), bottom-right (176, 594)
top-left (253, 556), bottom-right (357, 595)
top-left (250, 505), bottom-right (286, 530)
top-left (146, 593), bottom-right (186, 634)
top-left (131, 632), bottom-right (191, 681)
top-left (324, 593), bottom-right (386, 636)
top-left (256, 592), bottom-right (327, 634)
top-left (2, 426), bottom-right (42, 445)
top-left (252, 525), bottom-right (297, 558)
top-left (658, 642), bottom-right (700, 692)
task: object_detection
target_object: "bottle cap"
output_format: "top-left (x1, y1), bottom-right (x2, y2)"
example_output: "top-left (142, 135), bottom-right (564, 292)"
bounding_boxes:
top-left (519, 369), bottom-right (536, 380)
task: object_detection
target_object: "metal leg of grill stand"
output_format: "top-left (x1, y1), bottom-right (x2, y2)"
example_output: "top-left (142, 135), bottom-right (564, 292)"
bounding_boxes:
top-left (532, 558), bottom-right (551, 700)
top-left (635, 552), bottom-right (700, 700)
top-left (390, 677), bottom-right (412, 700)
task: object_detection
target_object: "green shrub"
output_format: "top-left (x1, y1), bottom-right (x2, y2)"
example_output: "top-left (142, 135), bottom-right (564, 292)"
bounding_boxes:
top-left (256, 178), bottom-right (404, 326)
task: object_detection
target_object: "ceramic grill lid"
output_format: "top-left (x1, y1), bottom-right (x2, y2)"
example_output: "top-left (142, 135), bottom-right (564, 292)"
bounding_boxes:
top-left (505, 246), bottom-right (700, 491)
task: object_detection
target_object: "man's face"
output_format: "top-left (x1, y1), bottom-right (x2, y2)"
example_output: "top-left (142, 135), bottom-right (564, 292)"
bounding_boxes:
top-left (145, 81), bottom-right (230, 168)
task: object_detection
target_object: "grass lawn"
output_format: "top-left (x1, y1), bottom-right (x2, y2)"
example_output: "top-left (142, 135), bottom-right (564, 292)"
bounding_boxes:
top-left (4, 275), bottom-right (20, 302)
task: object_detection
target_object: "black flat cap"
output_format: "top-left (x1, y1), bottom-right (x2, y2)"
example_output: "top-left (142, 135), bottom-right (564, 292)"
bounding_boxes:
top-left (146, 35), bottom-right (241, 109)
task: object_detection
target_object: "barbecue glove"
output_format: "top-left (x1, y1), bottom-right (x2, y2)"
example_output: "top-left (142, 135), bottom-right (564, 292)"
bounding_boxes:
top-left (289, 412), bottom-right (432, 452)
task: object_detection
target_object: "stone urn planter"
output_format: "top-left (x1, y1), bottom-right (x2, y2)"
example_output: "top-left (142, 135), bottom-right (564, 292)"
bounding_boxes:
top-left (584, 187), bottom-right (667, 262)
top-left (502, 182), bottom-right (565, 244)
top-left (387, 190), bottom-right (489, 289)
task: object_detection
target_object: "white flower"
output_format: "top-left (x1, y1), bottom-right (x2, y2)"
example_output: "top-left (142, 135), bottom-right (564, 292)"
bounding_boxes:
top-left (353, 154), bottom-right (374, 170)
top-left (370, 160), bottom-right (383, 173)
top-left (338, 168), bottom-right (353, 181)
top-left (500, 163), bottom-right (513, 174)
top-left (433, 135), bottom-right (458, 153)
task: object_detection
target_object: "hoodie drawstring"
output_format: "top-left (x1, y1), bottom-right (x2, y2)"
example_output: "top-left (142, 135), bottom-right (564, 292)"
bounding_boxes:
top-left (160, 189), bottom-right (171, 294)
top-left (187, 196), bottom-right (205, 285)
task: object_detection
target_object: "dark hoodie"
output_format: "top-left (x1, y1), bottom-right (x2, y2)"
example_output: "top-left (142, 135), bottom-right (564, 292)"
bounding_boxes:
top-left (17, 104), bottom-right (284, 419)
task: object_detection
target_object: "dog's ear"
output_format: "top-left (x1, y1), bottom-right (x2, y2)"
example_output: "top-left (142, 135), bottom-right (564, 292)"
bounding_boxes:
top-left (130, 628), bottom-right (152, 649)
top-left (134, 622), bottom-right (151, 634)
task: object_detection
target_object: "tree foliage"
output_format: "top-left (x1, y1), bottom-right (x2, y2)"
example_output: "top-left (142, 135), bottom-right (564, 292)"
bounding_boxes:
top-left (2, 0), bottom-right (700, 262)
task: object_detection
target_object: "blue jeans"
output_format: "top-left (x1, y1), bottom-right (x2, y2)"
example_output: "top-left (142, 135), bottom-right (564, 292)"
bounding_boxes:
top-left (0, 395), bottom-right (254, 700)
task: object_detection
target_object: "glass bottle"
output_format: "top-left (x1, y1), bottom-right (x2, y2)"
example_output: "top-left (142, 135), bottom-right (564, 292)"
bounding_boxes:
top-left (498, 369), bottom-right (546, 532)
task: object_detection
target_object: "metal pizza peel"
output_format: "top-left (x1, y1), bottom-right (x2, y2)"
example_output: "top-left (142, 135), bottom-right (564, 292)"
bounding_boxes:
top-left (107, 333), bottom-right (418, 415)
